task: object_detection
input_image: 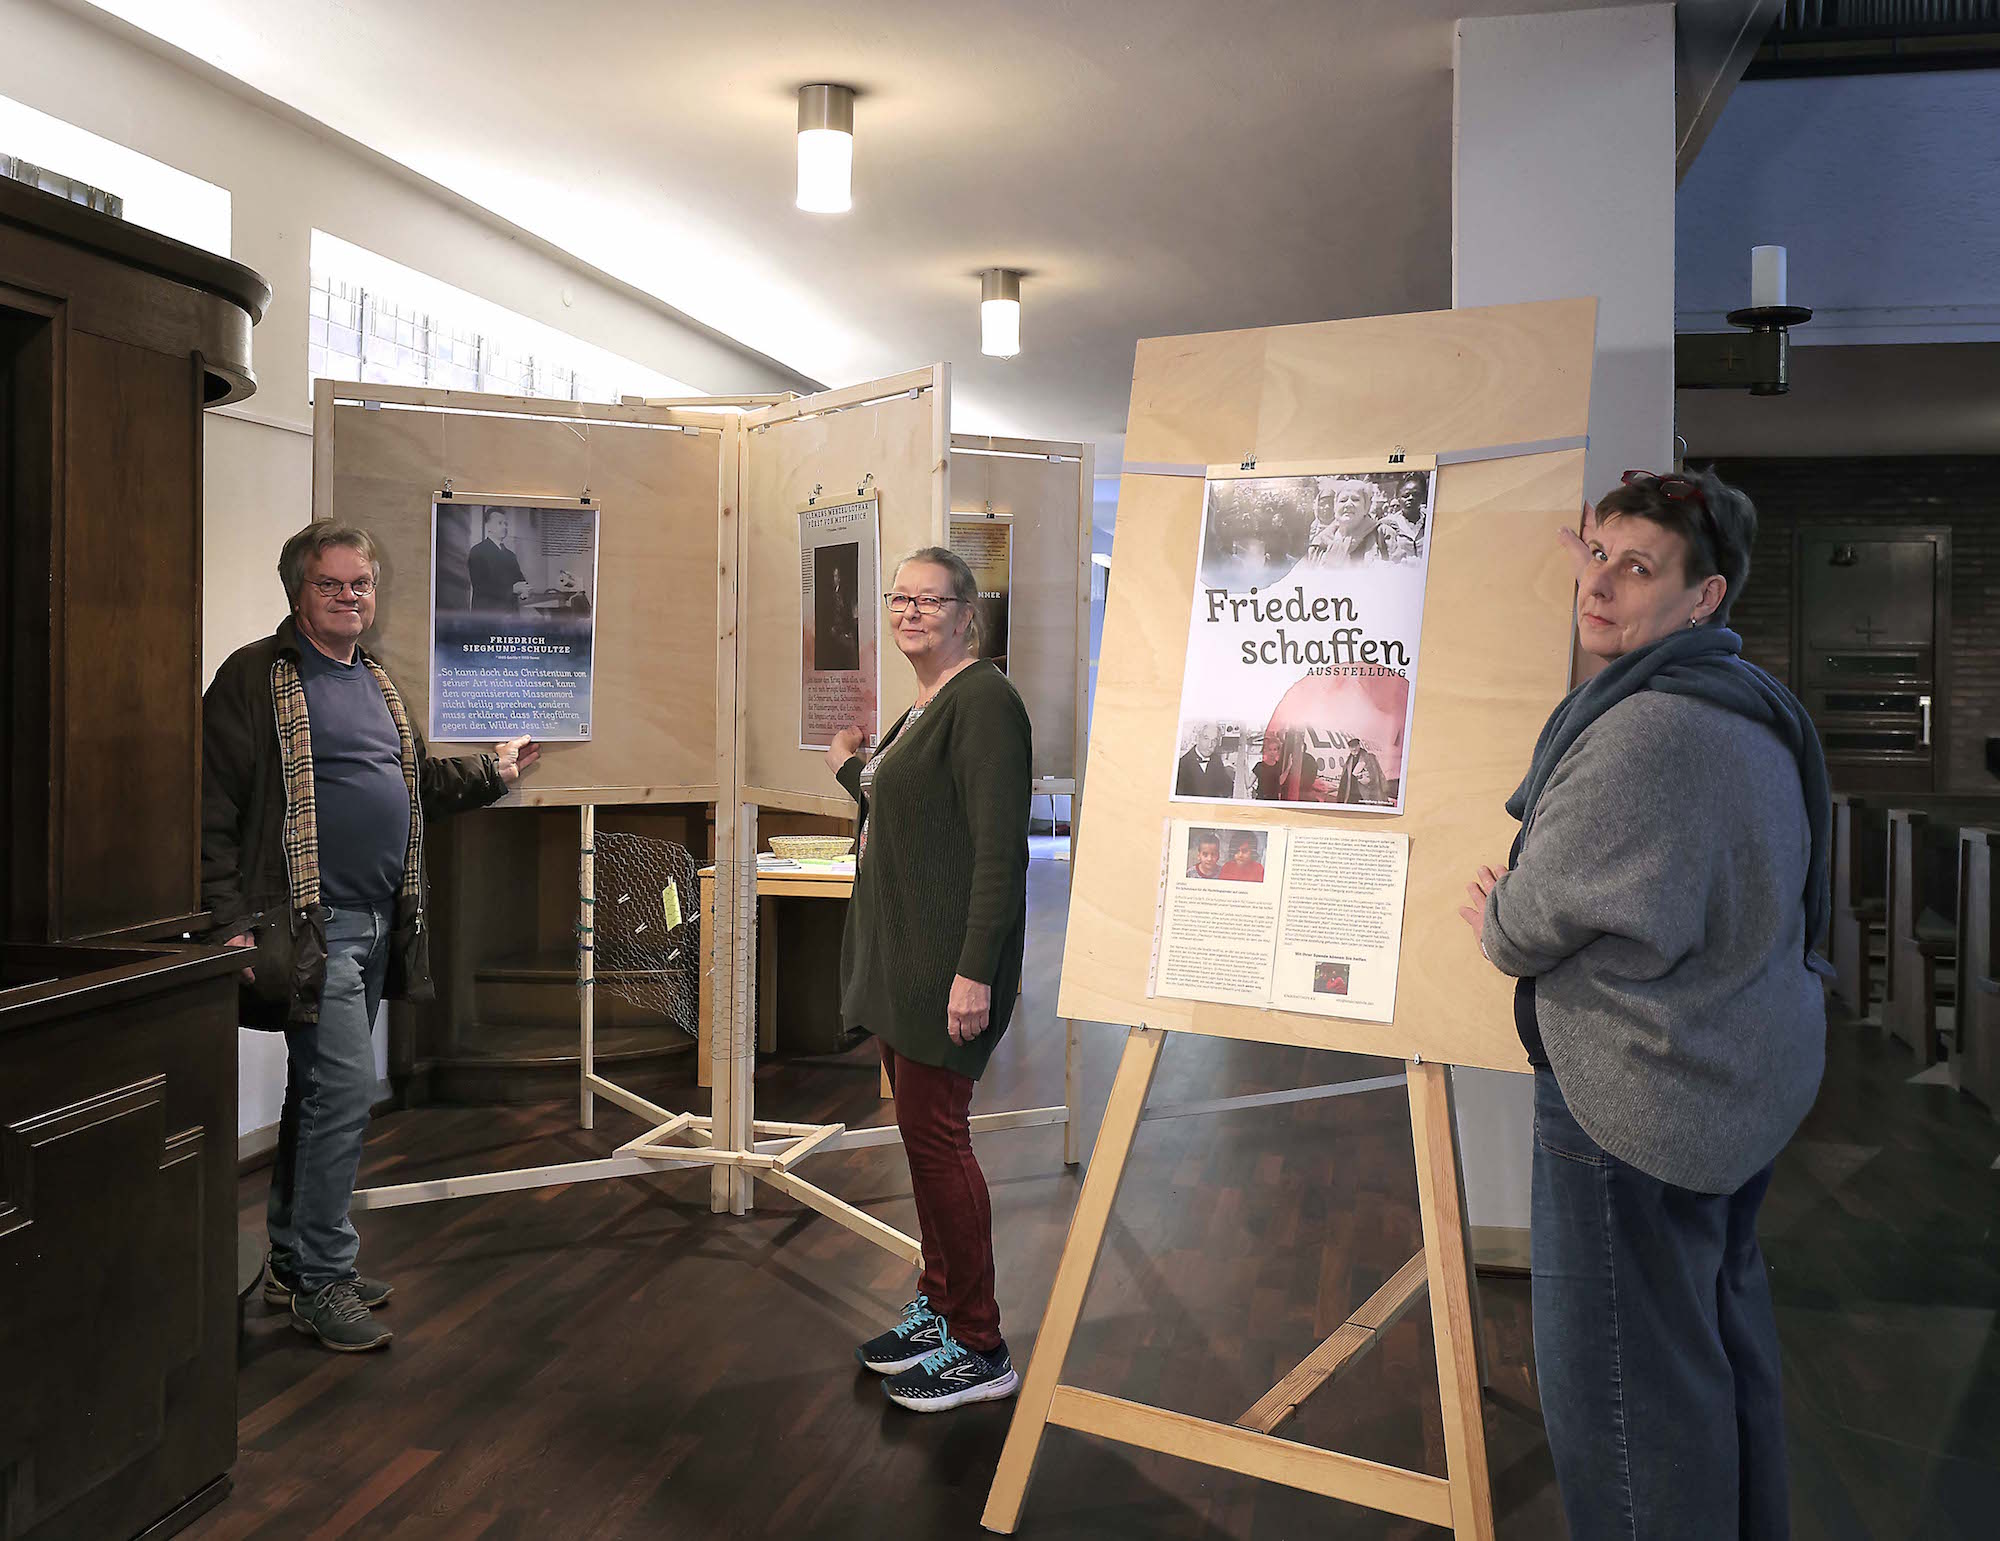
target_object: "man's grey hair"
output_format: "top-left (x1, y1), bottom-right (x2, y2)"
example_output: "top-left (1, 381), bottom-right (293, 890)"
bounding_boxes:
top-left (278, 520), bottom-right (382, 608)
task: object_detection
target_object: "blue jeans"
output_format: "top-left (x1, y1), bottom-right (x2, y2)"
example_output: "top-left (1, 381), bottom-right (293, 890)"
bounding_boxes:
top-left (267, 901), bottom-right (392, 1292)
top-left (1530, 1069), bottom-right (1789, 1540)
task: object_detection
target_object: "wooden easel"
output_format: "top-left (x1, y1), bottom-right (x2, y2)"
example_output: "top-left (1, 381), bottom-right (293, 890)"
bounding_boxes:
top-left (982, 299), bottom-right (1599, 1536)
top-left (985, 1032), bottom-right (1488, 1533)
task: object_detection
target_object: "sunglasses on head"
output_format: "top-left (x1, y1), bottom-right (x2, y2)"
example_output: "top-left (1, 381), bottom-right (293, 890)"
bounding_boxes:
top-left (1620, 469), bottom-right (1709, 511)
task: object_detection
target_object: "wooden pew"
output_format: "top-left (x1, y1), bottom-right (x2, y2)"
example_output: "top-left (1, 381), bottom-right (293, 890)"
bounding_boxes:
top-left (1830, 794), bottom-right (1887, 1018)
top-left (1884, 801), bottom-right (2000, 1065)
top-left (1957, 826), bottom-right (1999, 1116)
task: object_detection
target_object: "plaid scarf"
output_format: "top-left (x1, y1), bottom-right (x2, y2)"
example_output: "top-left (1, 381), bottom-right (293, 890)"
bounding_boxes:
top-left (271, 650), bottom-right (424, 915)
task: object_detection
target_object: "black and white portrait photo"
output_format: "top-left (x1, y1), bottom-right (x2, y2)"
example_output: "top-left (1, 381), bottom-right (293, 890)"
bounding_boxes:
top-left (814, 542), bottom-right (862, 672)
top-left (434, 501), bottom-right (598, 619)
top-left (465, 504), bottom-right (528, 613)
top-left (1175, 721), bottom-right (1237, 799)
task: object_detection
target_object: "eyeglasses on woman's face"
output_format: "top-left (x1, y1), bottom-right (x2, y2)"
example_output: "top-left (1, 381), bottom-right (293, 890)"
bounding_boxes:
top-left (308, 577), bottom-right (376, 598)
top-left (883, 592), bottom-right (961, 616)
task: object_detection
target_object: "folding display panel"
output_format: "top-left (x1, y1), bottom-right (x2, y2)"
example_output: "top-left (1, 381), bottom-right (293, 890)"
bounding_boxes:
top-left (314, 385), bottom-right (727, 805)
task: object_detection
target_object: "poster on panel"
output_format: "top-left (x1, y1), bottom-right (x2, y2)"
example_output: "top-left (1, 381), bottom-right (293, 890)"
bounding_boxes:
top-left (1170, 461), bottom-right (1437, 814)
top-left (429, 497), bottom-right (598, 742)
top-left (949, 515), bottom-right (1012, 672)
top-left (1150, 819), bottom-right (1411, 1023)
top-left (798, 493), bottom-right (881, 751)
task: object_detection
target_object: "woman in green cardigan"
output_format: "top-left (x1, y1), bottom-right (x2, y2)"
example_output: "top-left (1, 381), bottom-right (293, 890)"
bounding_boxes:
top-left (824, 545), bottom-right (1032, 1413)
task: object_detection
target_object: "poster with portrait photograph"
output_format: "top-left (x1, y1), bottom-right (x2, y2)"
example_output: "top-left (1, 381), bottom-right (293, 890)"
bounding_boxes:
top-left (1170, 460), bottom-right (1437, 815)
top-left (799, 493), bottom-right (881, 750)
top-left (429, 497), bottom-right (598, 742)
top-left (949, 515), bottom-right (1012, 672)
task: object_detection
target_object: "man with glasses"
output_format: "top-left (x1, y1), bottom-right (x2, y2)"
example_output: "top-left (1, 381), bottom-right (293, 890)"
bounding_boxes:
top-left (202, 521), bottom-right (539, 1351)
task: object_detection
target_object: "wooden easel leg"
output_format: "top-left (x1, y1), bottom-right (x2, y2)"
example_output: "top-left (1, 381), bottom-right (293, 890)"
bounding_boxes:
top-left (1445, 1067), bottom-right (1494, 1392)
top-left (982, 1025), bottom-right (1166, 1534)
top-left (1061, 1018), bottom-right (1080, 1167)
top-left (1408, 1061), bottom-right (1496, 1541)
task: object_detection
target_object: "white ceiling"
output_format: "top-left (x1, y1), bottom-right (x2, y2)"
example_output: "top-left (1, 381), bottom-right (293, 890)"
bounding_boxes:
top-left (81, 0), bottom-right (1674, 465)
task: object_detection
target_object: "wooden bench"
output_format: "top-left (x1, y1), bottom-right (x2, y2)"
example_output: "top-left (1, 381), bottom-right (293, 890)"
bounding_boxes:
top-left (1884, 801), bottom-right (2000, 1065)
top-left (1830, 793), bottom-right (1887, 1018)
top-left (1957, 825), bottom-right (1999, 1116)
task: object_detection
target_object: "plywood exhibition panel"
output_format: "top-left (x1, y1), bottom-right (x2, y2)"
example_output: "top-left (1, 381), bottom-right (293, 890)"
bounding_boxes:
top-left (318, 391), bottom-right (727, 805)
top-left (950, 437), bottom-right (1093, 786)
top-left (1061, 299), bottom-right (1596, 1074)
top-left (739, 366), bottom-right (949, 816)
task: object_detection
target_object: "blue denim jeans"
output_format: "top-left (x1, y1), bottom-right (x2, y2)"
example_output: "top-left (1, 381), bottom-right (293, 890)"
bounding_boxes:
top-left (267, 901), bottom-right (392, 1292)
top-left (1531, 1068), bottom-right (1789, 1540)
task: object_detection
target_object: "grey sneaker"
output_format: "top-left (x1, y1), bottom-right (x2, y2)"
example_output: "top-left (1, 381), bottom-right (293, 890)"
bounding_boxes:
top-left (291, 1280), bottom-right (394, 1352)
top-left (264, 1263), bottom-right (392, 1310)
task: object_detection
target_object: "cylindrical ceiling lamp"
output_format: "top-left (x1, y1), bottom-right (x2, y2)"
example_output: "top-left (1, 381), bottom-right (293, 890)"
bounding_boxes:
top-left (981, 268), bottom-right (1022, 358)
top-left (796, 84), bottom-right (855, 214)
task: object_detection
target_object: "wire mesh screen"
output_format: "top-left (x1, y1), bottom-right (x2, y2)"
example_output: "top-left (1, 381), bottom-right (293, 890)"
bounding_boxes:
top-left (592, 831), bottom-right (702, 1035)
top-left (702, 854), bottom-right (761, 1064)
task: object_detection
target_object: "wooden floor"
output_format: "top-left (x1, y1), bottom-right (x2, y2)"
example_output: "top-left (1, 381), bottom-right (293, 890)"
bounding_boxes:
top-left (192, 856), bottom-right (2000, 1540)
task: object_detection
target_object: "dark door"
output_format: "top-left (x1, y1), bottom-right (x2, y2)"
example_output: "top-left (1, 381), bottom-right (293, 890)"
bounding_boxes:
top-left (1794, 528), bottom-right (1950, 795)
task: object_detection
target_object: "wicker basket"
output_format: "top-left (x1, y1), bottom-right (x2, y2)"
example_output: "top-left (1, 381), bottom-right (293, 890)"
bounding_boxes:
top-left (767, 835), bottom-right (856, 862)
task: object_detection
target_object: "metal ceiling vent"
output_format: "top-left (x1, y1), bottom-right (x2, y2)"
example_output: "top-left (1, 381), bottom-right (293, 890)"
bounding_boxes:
top-left (1755, 1), bottom-right (2000, 75)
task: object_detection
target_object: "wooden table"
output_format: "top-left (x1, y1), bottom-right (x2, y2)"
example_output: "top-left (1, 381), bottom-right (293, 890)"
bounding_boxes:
top-left (697, 862), bottom-right (856, 1089)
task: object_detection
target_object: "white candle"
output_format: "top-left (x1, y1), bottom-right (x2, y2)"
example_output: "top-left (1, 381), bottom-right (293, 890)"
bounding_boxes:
top-left (1751, 245), bottom-right (1788, 309)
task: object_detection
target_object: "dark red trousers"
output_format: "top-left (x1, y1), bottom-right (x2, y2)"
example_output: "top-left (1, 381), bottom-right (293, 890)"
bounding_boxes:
top-left (879, 1041), bottom-right (1001, 1352)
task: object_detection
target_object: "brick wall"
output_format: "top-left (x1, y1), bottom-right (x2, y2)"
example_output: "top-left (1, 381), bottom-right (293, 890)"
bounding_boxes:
top-left (1701, 456), bottom-right (2000, 793)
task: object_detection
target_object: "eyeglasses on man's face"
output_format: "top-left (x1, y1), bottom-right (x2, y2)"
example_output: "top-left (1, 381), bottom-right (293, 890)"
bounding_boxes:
top-left (883, 592), bottom-right (961, 616)
top-left (309, 577), bottom-right (376, 598)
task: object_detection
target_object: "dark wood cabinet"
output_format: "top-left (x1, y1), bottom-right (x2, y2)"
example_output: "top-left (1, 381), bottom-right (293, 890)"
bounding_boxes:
top-left (0, 946), bottom-right (243, 1541)
top-left (1, 178), bottom-right (267, 1541)
top-left (2, 177), bottom-right (264, 945)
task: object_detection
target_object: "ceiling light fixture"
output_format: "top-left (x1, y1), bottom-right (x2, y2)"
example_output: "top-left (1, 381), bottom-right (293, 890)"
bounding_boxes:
top-left (796, 84), bottom-right (854, 214)
top-left (981, 268), bottom-right (1022, 358)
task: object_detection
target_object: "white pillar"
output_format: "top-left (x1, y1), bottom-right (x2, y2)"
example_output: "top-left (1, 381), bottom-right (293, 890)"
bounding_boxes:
top-left (1450, 5), bottom-right (1677, 1241)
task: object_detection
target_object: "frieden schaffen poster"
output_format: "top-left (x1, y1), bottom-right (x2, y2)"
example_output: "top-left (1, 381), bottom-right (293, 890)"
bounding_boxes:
top-left (1170, 462), bottom-right (1437, 814)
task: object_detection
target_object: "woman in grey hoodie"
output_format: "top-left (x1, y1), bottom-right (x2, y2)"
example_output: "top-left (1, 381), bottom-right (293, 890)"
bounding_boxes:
top-left (1461, 468), bottom-right (1830, 1540)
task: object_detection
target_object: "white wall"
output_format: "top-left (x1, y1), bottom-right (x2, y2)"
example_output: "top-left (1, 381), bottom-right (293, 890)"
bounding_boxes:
top-left (1679, 71), bottom-right (2000, 345)
top-left (1451, 5), bottom-right (1677, 1236)
top-left (3, 0), bottom-right (808, 1139)
top-left (5, 0), bottom-right (809, 672)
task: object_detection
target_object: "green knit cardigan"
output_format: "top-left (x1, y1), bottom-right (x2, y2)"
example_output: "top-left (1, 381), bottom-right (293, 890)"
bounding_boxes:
top-left (835, 660), bottom-right (1032, 1080)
